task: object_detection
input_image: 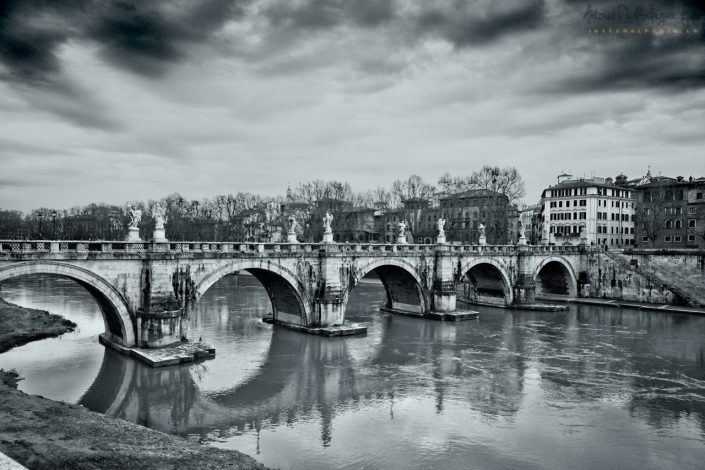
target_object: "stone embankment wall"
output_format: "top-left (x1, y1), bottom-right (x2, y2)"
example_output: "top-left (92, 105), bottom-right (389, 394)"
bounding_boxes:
top-left (582, 251), bottom-right (705, 306)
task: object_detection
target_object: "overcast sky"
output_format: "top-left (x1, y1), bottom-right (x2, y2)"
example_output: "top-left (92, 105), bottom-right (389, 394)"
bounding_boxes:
top-left (1, 0), bottom-right (704, 211)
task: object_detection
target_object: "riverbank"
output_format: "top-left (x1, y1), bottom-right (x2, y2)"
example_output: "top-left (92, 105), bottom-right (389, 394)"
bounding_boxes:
top-left (0, 299), bottom-right (268, 470)
top-left (0, 298), bottom-right (76, 353)
top-left (535, 294), bottom-right (705, 315)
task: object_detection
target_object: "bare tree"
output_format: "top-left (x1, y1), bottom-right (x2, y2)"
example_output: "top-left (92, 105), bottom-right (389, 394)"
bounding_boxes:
top-left (635, 186), bottom-right (668, 244)
top-left (470, 166), bottom-right (525, 204)
top-left (391, 175), bottom-right (436, 206)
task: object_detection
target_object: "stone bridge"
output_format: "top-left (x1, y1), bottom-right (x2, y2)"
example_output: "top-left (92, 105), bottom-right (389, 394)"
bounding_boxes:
top-left (0, 239), bottom-right (593, 349)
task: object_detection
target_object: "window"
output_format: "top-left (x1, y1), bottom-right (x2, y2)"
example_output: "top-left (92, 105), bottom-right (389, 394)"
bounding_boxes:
top-left (689, 207), bottom-right (696, 214)
top-left (665, 220), bottom-right (672, 229)
top-left (689, 234), bottom-right (696, 242)
top-left (675, 236), bottom-right (682, 242)
top-left (697, 192), bottom-right (703, 200)
top-left (675, 220), bottom-right (682, 229)
top-left (566, 201), bottom-right (570, 207)
top-left (580, 200), bottom-right (587, 206)
top-left (689, 219), bottom-right (697, 228)
top-left (642, 236), bottom-right (648, 242)
top-left (665, 236), bottom-right (672, 242)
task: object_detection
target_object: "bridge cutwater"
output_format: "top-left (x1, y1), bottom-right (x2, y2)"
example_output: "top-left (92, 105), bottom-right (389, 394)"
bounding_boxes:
top-left (0, 239), bottom-right (601, 350)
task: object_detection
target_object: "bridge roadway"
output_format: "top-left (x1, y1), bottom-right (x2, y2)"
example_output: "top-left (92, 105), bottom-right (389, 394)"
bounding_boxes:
top-left (0, 239), bottom-right (592, 349)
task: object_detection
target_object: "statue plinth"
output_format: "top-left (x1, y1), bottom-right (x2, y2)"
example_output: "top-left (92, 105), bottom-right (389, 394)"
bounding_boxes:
top-left (153, 227), bottom-right (168, 243)
top-left (126, 227), bottom-right (141, 242)
top-left (322, 231), bottom-right (334, 243)
top-left (436, 234), bottom-right (447, 244)
top-left (287, 232), bottom-right (299, 243)
top-left (517, 235), bottom-right (527, 245)
top-left (479, 235), bottom-right (487, 246)
top-left (396, 234), bottom-right (408, 244)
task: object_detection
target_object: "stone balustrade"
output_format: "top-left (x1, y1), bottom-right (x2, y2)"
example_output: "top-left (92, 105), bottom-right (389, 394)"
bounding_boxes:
top-left (0, 239), bottom-right (595, 256)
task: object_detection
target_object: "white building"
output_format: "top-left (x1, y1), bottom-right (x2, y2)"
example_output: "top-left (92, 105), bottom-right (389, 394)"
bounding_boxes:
top-left (539, 173), bottom-right (636, 247)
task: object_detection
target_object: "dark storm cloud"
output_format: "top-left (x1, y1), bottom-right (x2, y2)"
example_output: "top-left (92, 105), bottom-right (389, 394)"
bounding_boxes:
top-left (414, 0), bottom-right (546, 47)
top-left (554, 0), bottom-right (705, 92)
top-left (0, 0), bottom-right (250, 84)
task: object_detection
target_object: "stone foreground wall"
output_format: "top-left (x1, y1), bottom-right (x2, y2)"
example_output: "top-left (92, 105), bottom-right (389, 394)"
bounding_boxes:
top-left (582, 251), bottom-right (705, 306)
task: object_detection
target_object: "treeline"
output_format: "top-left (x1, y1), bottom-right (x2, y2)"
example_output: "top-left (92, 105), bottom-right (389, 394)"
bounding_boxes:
top-left (0, 166), bottom-right (525, 241)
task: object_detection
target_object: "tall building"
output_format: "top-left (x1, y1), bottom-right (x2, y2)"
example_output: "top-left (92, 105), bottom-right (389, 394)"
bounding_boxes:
top-left (438, 189), bottom-right (509, 245)
top-left (631, 172), bottom-right (705, 249)
top-left (540, 173), bottom-right (636, 247)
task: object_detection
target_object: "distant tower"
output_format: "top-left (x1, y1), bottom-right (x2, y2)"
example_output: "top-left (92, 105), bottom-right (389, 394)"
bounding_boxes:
top-left (286, 184), bottom-right (293, 202)
top-left (557, 172), bottom-right (573, 184)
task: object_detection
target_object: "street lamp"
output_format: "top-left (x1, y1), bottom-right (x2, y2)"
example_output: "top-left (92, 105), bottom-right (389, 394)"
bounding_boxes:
top-left (51, 210), bottom-right (57, 239)
top-left (37, 211), bottom-right (44, 239)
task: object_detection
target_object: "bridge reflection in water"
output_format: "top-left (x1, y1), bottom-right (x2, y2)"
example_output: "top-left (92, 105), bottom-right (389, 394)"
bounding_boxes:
top-left (4, 273), bottom-right (705, 469)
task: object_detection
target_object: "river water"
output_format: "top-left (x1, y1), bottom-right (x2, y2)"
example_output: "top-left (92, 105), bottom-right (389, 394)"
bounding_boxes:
top-left (1, 273), bottom-right (705, 469)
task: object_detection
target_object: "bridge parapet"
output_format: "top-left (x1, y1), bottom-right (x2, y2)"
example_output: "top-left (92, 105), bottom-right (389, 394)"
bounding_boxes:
top-left (0, 240), bottom-right (596, 256)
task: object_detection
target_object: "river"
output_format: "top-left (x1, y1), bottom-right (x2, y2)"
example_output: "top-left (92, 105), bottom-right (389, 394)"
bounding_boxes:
top-left (1, 273), bottom-right (704, 469)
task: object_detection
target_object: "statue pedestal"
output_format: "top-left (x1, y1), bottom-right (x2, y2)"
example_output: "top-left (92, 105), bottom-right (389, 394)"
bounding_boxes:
top-left (126, 227), bottom-right (141, 242)
top-left (396, 234), bottom-right (408, 244)
top-left (287, 232), bottom-right (299, 243)
top-left (517, 235), bottom-right (527, 245)
top-left (479, 235), bottom-right (487, 246)
top-left (153, 227), bottom-right (168, 243)
top-left (322, 231), bottom-right (334, 243)
top-left (436, 234), bottom-right (447, 244)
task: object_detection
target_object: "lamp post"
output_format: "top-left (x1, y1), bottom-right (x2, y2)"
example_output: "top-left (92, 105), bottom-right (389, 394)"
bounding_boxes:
top-left (51, 210), bottom-right (57, 239)
top-left (37, 211), bottom-right (44, 239)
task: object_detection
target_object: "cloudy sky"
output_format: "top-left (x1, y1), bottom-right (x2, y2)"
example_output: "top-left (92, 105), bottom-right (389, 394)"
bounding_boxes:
top-left (1, 0), bottom-right (704, 211)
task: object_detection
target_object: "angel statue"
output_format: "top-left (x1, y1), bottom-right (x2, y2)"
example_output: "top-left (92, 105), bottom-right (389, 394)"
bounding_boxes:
top-left (399, 220), bottom-right (407, 235)
top-left (437, 218), bottom-right (446, 236)
top-left (479, 223), bottom-right (486, 238)
top-left (127, 204), bottom-right (142, 230)
top-left (153, 203), bottom-right (167, 230)
top-left (288, 215), bottom-right (299, 235)
top-left (322, 211), bottom-right (334, 234)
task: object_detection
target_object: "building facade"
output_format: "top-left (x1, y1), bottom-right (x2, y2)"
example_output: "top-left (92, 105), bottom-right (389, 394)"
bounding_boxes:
top-left (438, 189), bottom-right (509, 245)
top-left (540, 174), bottom-right (636, 247)
top-left (632, 174), bottom-right (705, 249)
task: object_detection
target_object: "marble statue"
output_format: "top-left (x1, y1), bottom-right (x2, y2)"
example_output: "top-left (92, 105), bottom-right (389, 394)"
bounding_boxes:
top-left (518, 221), bottom-right (525, 239)
top-left (323, 211), bottom-right (334, 234)
top-left (399, 220), bottom-right (407, 235)
top-left (153, 203), bottom-right (167, 229)
top-left (288, 215), bottom-right (298, 235)
top-left (437, 218), bottom-right (446, 235)
top-left (479, 223), bottom-right (486, 238)
top-left (127, 204), bottom-right (142, 230)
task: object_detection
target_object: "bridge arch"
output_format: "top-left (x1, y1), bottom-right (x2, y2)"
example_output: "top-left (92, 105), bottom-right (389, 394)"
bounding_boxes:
top-left (460, 258), bottom-right (514, 306)
top-left (195, 260), bottom-right (313, 326)
top-left (347, 258), bottom-right (430, 315)
top-left (0, 261), bottom-right (135, 346)
top-left (533, 256), bottom-right (578, 297)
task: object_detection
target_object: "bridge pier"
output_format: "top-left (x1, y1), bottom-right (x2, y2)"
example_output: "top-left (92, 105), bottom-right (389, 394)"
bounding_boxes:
top-left (513, 246), bottom-right (536, 305)
top-left (432, 248), bottom-right (457, 313)
top-left (315, 245), bottom-right (347, 327)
